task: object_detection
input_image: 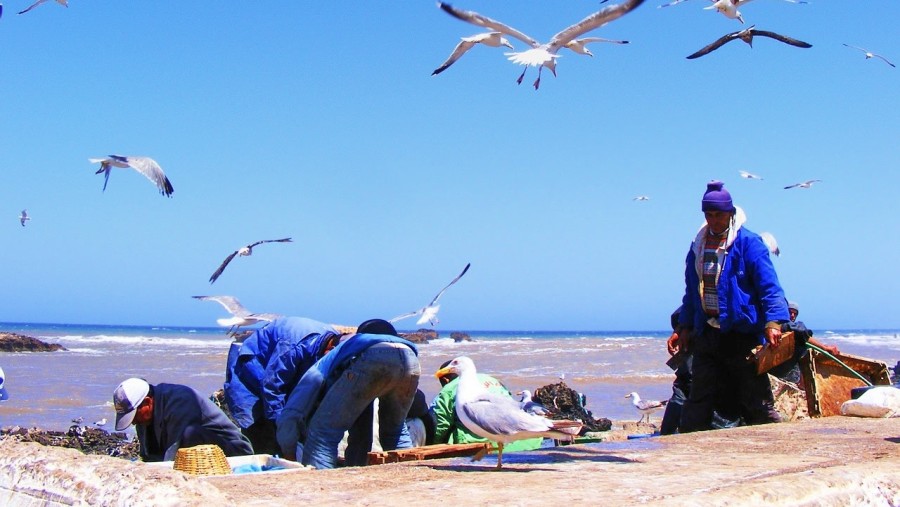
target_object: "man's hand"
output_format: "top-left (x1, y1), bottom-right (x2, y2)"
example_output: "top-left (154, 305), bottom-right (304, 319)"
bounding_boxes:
top-left (764, 326), bottom-right (782, 347)
top-left (667, 329), bottom-right (689, 356)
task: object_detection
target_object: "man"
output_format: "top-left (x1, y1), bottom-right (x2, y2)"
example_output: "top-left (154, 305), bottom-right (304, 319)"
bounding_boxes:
top-left (770, 301), bottom-right (840, 383)
top-left (670, 180), bottom-right (790, 432)
top-left (113, 378), bottom-right (253, 462)
top-left (276, 319), bottom-right (420, 469)
top-left (430, 359), bottom-right (542, 451)
top-left (0, 366), bottom-right (9, 401)
top-left (224, 317), bottom-right (342, 454)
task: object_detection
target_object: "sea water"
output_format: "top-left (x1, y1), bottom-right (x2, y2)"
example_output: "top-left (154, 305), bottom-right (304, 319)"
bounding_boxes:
top-left (1, 322), bottom-right (898, 433)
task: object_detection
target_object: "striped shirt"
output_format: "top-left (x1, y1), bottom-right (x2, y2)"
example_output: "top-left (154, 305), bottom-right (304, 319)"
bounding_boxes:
top-left (701, 231), bottom-right (727, 316)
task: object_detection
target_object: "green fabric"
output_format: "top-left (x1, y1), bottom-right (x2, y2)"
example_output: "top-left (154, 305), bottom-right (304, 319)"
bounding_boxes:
top-left (431, 374), bottom-right (543, 452)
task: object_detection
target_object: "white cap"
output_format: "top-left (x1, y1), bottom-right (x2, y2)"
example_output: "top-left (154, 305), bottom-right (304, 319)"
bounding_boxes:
top-left (0, 367), bottom-right (8, 401)
top-left (113, 378), bottom-right (150, 431)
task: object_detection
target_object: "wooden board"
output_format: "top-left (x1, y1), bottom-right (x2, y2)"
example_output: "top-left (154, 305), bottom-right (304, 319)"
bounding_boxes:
top-left (750, 331), bottom-right (795, 375)
top-left (367, 443), bottom-right (491, 465)
top-left (800, 350), bottom-right (892, 417)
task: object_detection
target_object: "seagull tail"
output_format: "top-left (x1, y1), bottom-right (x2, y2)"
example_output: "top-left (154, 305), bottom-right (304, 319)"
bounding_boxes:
top-left (549, 419), bottom-right (583, 437)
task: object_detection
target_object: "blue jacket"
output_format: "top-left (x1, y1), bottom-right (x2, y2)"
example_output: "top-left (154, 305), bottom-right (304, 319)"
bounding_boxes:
top-left (276, 333), bottom-right (417, 456)
top-left (679, 225), bottom-right (789, 335)
top-left (223, 317), bottom-right (337, 428)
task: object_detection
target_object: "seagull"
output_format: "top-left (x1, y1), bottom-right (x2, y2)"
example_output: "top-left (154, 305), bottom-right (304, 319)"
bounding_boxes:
top-left (433, 32), bottom-right (515, 75)
top-left (784, 179), bottom-right (821, 190)
top-left (18, 0), bottom-right (67, 15)
top-left (739, 170), bottom-right (763, 180)
top-left (89, 155), bottom-right (174, 197)
top-left (19, 209), bottom-right (30, 227)
top-left (687, 26), bottom-right (812, 59)
top-left (842, 44), bottom-right (895, 68)
top-left (436, 357), bottom-right (582, 469)
top-left (659, 0), bottom-right (806, 23)
top-left (208, 238), bottom-right (293, 284)
top-left (94, 418), bottom-right (108, 427)
top-left (390, 262), bottom-right (470, 326)
top-left (633, 195), bottom-right (650, 201)
top-left (438, 0), bottom-right (643, 90)
top-left (625, 392), bottom-right (668, 424)
top-left (563, 36), bottom-right (630, 57)
top-left (71, 416), bottom-right (84, 424)
top-left (517, 390), bottom-right (549, 416)
top-left (192, 295), bottom-right (282, 335)
top-left (759, 231), bottom-right (780, 256)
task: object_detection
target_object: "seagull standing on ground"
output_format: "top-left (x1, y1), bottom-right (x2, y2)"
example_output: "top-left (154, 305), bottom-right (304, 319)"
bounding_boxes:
top-left (739, 170), bottom-right (763, 180)
top-left (89, 155), bottom-right (174, 197)
top-left (842, 44), bottom-right (896, 68)
top-left (94, 418), bottom-right (108, 427)
top-left (437, 0), bottom-right (643, 89)
top-left (686, 26), bottom-right (811, 59)
top-left (517, 390), bottom-right (549, 416)
top-left (71, 416), bottom-right (84, 424)
top-left (390, 262), bottom-right (470, 326)
top-left (208, 238), bottom-right (293, 284)
top-left (19, 210), bottom-right (30, 227)
top-left (436, 357), bottom-right (582, 469)
top-left (625, 392), bottom-right (668, 424)
top-left (784, 179), bottom-right (821, 189)
top-left (18, 0), bottom-right (67, 15)
top-left (192, 295), bottom-right (282, 336)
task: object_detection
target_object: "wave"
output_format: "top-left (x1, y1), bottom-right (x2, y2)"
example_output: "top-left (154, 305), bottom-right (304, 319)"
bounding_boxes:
top-left (50, 334), bottom-right (231, 349)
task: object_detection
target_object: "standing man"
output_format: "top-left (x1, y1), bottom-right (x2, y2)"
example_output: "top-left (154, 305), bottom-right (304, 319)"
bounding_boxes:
top-left (113, 378), bottom-right (253, 462)
top-left (670, 180), bottom-right (790, 432)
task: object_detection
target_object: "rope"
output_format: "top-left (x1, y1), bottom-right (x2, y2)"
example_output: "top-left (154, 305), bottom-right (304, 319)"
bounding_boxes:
top-left (806, 343), bottom-right (873, 387)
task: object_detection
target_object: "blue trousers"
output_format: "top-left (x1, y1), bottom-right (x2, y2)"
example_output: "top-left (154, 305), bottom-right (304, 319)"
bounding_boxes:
top-left (302, 343), bottom-right (420, 469)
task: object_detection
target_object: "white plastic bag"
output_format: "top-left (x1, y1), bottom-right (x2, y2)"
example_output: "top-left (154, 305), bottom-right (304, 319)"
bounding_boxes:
top-left (840, 386), bottom-right (900, 418)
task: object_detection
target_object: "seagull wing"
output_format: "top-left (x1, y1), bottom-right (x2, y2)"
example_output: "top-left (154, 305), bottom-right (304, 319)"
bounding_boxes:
top-left (433, 38), bottom-right (480, 75)
top-left (123, 156), bottom-right (174, 197)
top-left (18, 0), bottom-right (49, 14)
top-left (247, 237), bottom-right (293, 249)
top-left (438, 2), bottom-right (539, 47)
top-left (461, 392), bottom-right (551, 436)
top-left (428, 262), bottom-right (471, 306)
top-left (784, 182), bottom-right (801, 189)
top-left (20, 210), bottom-right (27, 226)
top-left (842, 43), bottom-right (869, 54)
top-left (636, 399), bottom-right (668, 411)
top-left (248, 312), bottom-right (282, 322)
top-left (658, 0), bottom-right (690, 8)
top-left (576, 36), bottom-right (629, 45)
top-left (874, 54), bottom-right (896, 67)
top-left (687, 31), bottom-right (741, 59)
top-left (389, 309), bottom-right (424, 323)
top-left (209, 250), bottom-right (240, 284)
top-left (751, 29), bottom-right (812, 49)
top-left (547, 0), bottom-right (645, 52)
top-left (193, 295), bottom-right (250, 317)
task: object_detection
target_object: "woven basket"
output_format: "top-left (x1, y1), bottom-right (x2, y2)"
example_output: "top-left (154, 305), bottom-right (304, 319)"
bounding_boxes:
top-left (173, 444), bottom-right (232, 476)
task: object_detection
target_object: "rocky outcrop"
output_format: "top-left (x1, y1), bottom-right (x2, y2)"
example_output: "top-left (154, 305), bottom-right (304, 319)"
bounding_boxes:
top-left (0, 426), bottom-right (139, 460)
top-left (400, 329), bottom-right (438, 343)
top-left (531, 381), bottom-right (612, 433)
top-left (0, 332), bottom-right (66, 352)
top-left (450, 332), bottom-right (471, 342)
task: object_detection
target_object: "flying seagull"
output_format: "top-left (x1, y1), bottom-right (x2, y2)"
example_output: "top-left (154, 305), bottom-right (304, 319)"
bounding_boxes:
top-left (625, 392), bottom-right (668, 424)
top-left (784, 179), bottom-right (821, 190)
top-left (687, 26), bottom-right (811, 59)
top-left (89, 155), bottom-right (174, 197)
top-left (659, 0), bottom-right (806, 23)
top-left (842, 44), bottom-right (895, 68)
top-left (18, 0), bottom-right (67, 15)
top-left (19, 209), bottom-right (30, 227)
top-left (633, 195), bottom-right (650, 201)
top-left (209, 238), bottom-right (293, 284)
top-left (739, 170), bottom-right (763, 180)
top-left (437, 0), bottom-right (643, 89)
top-left (436, 357), bottom-right (582, 469)
top-left (759, 231), bottom-right (780, 256)
top-left (433, 32), bottom-right (515, 75)
top-left (192, 295), bottom-right (282, 335)
top-left (517, 390), bottom-right (549, 416)
top-left (390, 262), bottom-right (470, 327)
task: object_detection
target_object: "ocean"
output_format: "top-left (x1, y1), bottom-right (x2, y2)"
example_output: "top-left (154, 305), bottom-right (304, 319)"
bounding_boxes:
top-left (1, 322), bottom-right (899, 434)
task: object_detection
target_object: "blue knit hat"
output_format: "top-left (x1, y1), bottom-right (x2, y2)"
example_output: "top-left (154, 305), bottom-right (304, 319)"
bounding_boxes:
top-left (701, 180), bottom-right (735, 212)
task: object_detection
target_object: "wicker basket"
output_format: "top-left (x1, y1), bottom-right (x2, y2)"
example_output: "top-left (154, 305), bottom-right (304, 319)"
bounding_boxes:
top-left (173, 444), bottom-right (232, 476)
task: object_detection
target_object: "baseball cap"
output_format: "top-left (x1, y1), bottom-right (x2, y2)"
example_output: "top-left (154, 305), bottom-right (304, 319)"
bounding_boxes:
top-left (113, 378), bottom-right (150, 431)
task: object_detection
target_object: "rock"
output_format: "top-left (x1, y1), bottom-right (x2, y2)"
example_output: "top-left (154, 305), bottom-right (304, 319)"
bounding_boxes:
top-left (400, 329), bottom-right (438, 343)
top-left (531, 381), bottom-right (612, 433)
top-left (450, 332), bottom-right (471, 342)
top-left (0, 332), bottom-right (67, 352)
top-left (0, 425), bottom-right (139, 460)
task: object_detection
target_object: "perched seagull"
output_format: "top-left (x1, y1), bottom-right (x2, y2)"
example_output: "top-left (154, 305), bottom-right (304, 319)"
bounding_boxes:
top-left (517, 390), bottom-right (549, 416)
top-left (625, 392), bottom-right (668, 424)
top-left (71, 416), bottom-right (84, 424)
top-left (436, 357), bottom-right (582, 469)
top-left (739, 170), bottom-right (763, 180)
top-left (19, 209), bottom-right (30, 227)
top-left (759, 231), bottom-right (780, 256)
top-left (687, 26), bottom-right (811, 59)
top-left (784, 179), bottom-right (822, 190)
top-left (390, 262), bottom-right (470, 327)
top-left (433, 32), bottom-right (515, 75)
top-left (208, 238), bottom-right (293, 284)
top-left (438, 0), bottom-right (643, 89)
top-left (18, 0), bottom-right (67, 15)
top-left (89, 155), bottom-right (174, 197)
top-left (192, 295), bottom-right (282, 335)
top-left (842, 44), bottom-right (896, 68)
top-left (94, 417), bottom-right (108, 427)
top-left (633, 195), bottom-right (650, 201)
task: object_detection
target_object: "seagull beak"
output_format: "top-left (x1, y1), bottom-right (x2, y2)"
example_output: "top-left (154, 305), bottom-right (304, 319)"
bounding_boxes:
top-left (434, 366), bottom-right (454, 379)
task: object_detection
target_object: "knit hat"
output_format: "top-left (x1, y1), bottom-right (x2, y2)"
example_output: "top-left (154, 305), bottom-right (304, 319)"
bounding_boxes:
top-left (788, 301), bottom-right (800, 312)
top-left (701, 180), bottom-right (735, 212)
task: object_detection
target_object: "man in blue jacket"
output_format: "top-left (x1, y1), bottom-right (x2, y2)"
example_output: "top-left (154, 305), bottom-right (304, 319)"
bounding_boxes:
top-left (276, 319), bottom-right (420, 469)
top-left (224, 317), bottom-right (342, 454)
top-left (669, 180), bottom-right (790, 432)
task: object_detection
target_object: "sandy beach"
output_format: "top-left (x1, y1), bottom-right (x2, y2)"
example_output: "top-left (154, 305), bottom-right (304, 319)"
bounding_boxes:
top-left (2, 415), bottom-right (899, 506)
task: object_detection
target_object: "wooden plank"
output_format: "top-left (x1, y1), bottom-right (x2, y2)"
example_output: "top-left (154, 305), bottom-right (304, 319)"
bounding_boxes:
top-left (367, 443), bottom-right (490, 465)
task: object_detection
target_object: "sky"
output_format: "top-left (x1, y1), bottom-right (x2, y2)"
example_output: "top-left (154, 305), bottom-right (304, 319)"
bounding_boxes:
top-left (0, 1), bottom-right (897, 332)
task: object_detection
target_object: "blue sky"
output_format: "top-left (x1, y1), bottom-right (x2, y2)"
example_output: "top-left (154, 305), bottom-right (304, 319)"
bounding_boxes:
top-left (0, 1), bottom-right (897, 331)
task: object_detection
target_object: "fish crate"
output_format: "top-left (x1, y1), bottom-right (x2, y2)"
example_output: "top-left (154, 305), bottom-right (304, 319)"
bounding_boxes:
top-left (800, 350), bottom-right (892, 417)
